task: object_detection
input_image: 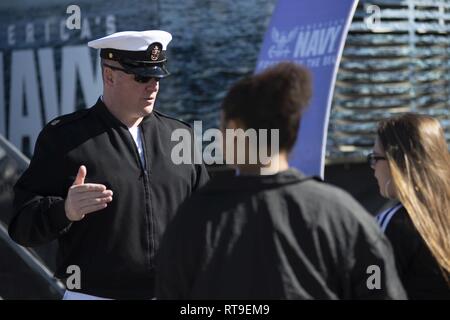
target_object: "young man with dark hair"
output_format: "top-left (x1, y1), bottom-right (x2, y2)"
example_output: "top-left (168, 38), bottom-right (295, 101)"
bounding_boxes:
top-left (156, 62), bottom-right (406, 299)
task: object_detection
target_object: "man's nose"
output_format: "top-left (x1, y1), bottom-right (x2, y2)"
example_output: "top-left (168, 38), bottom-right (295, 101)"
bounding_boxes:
top-left (146, 78), bottom-right (159, 90)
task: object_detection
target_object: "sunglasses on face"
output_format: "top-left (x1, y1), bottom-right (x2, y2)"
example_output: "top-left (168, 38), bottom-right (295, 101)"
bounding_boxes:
top-left (103, 63), bottom-right (160, 83)
top-left (367, 153), bottom-right (387, 167)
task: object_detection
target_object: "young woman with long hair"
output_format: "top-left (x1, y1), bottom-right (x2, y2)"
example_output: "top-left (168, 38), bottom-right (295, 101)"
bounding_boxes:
top-left (370, 113), bottom-right (450, 299)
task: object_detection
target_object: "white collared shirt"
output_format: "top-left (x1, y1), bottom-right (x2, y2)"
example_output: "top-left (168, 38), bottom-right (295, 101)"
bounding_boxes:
top-left (376, 203), bottom-right (403, 233)
top-left (128, 126), bottom-right (145, 167)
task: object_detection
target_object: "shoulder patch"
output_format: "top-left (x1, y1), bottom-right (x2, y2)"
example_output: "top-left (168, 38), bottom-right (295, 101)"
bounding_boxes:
top-left (46, 108), bottom-right (91, 129)
top-left (153, 110), bottom-right (192, 128)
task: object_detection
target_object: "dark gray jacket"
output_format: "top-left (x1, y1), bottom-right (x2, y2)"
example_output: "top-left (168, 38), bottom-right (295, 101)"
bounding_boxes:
top-left (156, 169), bottom-right (406, 299)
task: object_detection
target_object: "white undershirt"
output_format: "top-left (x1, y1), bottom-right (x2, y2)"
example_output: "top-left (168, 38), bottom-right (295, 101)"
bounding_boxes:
top-left (128, 126), bottom-right (145, 167)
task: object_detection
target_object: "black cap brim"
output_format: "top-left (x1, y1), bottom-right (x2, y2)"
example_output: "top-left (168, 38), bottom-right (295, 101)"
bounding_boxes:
top-left (121, 63), bottom-right (170, 78)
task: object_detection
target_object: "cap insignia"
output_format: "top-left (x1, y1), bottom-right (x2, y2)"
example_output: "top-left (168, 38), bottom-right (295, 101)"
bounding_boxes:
top-left (150, 45), bottom-right (161, 61)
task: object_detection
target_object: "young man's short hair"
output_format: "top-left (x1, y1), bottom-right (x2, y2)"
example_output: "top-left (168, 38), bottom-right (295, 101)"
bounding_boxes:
top-left (221, 62), bottom-right (312, 152)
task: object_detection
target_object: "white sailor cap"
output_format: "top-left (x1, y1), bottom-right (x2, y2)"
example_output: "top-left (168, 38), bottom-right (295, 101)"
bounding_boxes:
top-left (88, 30), bottom-right (173, 78)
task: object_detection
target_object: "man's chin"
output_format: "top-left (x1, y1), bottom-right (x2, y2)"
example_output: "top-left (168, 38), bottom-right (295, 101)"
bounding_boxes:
top-left (141, 104), bottom-right (154, 115)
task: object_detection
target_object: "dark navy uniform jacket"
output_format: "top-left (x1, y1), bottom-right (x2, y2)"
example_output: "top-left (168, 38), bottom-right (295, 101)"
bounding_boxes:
top-left (156, 169), bottom-right (406, 299)
top-left (9, 98), bottom-right (209, 299)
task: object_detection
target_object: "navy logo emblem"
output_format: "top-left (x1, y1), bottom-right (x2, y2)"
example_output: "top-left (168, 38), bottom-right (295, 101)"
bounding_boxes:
top-left (150, 44), bottom-right (161, 61)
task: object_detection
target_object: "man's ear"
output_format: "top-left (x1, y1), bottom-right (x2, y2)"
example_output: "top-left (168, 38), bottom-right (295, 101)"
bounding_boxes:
top-left (226, 118), bottom-right (246, 131)
top-left (227, 119), bottom-right (238, 131)
top-left (225, 119), bottom-right (246, 151)
top-left (104, 67), bottom-right (114, 86)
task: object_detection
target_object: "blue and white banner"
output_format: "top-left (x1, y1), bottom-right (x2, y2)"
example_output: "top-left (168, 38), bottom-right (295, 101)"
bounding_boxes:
top-left (256, 0), bottom-right (359, 178)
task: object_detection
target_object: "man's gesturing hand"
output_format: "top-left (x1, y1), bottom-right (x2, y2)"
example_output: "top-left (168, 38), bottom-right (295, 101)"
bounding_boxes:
top-left (65, 165), bottom-right (113, 221)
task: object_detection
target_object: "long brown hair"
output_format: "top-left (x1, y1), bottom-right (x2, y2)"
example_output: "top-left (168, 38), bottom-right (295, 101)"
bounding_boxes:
top-left (377, 113), bottom-right (450, 278)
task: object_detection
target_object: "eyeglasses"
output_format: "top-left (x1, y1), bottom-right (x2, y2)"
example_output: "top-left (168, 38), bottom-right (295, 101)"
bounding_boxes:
top-left (103, 63), bottom-right (160, 83)
top-left (367, 153), bottom-right (387, 167)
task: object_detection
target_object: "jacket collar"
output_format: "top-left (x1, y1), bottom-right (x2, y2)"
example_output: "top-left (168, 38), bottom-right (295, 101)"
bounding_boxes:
top-left (203, 168), bottom-right (321, 194)
top-left (93, 98), bottom-right (154, 128)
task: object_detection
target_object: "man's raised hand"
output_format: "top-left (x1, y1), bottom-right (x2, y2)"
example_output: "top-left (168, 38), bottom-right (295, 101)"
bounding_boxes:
top-left (64, 165), bottom-right (113, 221)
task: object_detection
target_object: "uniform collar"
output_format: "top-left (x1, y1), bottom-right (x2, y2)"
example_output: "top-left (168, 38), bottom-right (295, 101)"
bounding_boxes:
top-left (203, 168), bottom-right (321, 193)
top-left (93, 98), bottom-right (154, 128)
